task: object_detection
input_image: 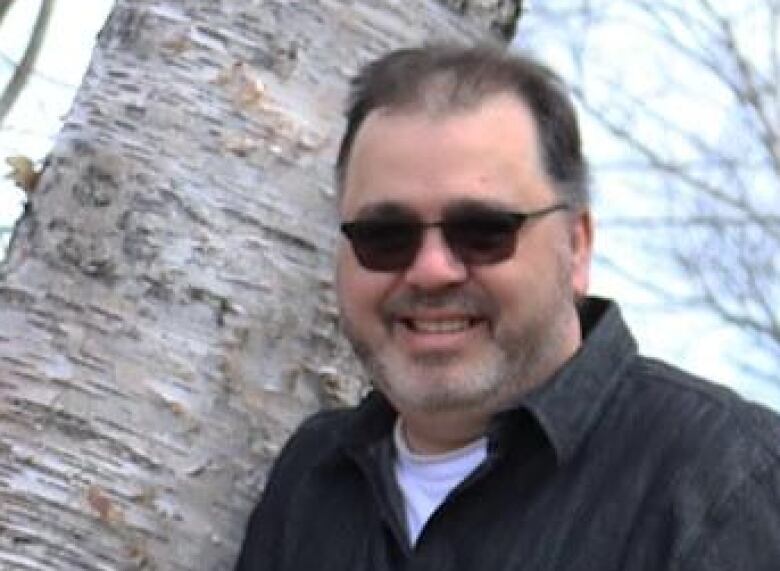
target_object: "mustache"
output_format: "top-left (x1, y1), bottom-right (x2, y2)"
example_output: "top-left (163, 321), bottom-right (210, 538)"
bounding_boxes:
top-left (382, 288), bottom-right (496, 316)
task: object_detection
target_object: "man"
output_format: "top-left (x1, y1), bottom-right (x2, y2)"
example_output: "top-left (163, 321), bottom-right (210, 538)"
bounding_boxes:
top-left (236, 45), bottom-right (780, 570)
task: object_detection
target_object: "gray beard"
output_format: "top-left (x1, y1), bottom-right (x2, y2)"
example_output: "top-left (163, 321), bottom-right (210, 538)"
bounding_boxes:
top-left (341, 252), bottom-right (577, 416)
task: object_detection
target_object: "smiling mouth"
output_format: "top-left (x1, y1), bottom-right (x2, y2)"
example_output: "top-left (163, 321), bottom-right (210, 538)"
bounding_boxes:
top-left (402, 318), bottom-right (481, 334)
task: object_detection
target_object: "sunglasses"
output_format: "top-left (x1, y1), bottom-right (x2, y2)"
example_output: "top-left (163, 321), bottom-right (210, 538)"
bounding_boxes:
top-left (340, 202), bottom-right (569, 272)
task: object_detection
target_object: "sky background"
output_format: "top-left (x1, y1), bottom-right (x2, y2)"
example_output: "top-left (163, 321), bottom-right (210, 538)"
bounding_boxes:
top-left (2, 0), bottom-right (778, 410)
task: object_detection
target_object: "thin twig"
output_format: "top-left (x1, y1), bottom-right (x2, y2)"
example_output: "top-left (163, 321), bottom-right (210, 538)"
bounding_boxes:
top-left (599, 215), bottom-right (780, 228)
top-left (0, 1), bottom-right (15, 28)
top-left (0, 0), bottom-right (56, 125)
top-left (0, 50), bottom-right (76, 91)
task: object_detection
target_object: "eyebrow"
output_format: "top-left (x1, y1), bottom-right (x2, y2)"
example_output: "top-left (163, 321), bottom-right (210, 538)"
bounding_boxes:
top-left (443, 198), bottom-right (517, 215)
top-left (352, 202), bottom-right (415, 220)
top-left (352, 198), bottom-right (518, 220)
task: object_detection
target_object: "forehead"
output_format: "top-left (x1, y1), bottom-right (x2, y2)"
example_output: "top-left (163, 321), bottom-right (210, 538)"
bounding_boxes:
top-left (340, 93), bottom-right (552, 216)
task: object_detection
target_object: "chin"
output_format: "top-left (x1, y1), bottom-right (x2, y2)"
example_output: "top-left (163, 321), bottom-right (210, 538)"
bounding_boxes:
top-left (372, 349), bottom-right (509, 415)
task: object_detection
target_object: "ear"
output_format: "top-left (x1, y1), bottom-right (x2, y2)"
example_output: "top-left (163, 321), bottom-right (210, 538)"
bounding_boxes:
top-left (570, 208), bottom-right (594, 297)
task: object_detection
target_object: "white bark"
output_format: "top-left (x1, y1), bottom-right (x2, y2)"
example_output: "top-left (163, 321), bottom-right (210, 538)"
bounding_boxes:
top-left (0, 1), bottom-right (517, 568)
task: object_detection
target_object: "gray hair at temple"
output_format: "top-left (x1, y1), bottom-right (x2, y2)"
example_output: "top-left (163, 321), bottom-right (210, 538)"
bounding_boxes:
top-left (335, 44), bottom-right (590, 209)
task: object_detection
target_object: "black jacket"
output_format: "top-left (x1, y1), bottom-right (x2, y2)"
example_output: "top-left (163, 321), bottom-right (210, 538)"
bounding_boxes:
top-left (236, 298), bottom-right (780, 570)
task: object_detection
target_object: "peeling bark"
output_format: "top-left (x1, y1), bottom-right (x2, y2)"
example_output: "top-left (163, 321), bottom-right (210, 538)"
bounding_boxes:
top-left (0, 0), bottom-right (518, 569)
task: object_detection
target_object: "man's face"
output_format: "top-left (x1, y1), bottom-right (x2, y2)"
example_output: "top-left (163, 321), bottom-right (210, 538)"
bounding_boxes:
top-left (336, 93), bottom-right (592, 418)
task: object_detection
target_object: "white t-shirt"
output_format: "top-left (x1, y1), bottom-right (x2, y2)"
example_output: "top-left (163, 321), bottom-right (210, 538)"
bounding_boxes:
top-left (393, 419), bottom-right (488, 545)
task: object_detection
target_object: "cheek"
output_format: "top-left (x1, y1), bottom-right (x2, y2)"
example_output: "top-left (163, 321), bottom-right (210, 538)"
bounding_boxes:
top-left (336, 249), bottom-right (391, 320)
top-left (475, 250), bottom-right (560, 321)
top-left (467, 265), bottom-right (526, 326)
top-left (335, 250), bottom-right (360, 314)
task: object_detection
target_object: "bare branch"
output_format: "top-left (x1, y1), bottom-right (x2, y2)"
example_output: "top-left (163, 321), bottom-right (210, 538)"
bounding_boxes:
top-left (743, 260), bottom-right (780, 344)
top-left (0, 1), bottom-right (15, 28)
top-left (594, 252), bottom-right (703, 305)
top-left (0, 50), bottom-right (76, 90)
top-left (0, 0), bottom-right (55, 125)
top-left (577, 94), bottom-right (773, 224)
top-left (735, 359), bottom-right (779, 389)
top-left (575, 89), bottom-right (780, 243)
top-left (771, 1), bottom-right (780, 96)
top-left (617, 2), bottom-right (780, 178)
top-left (599, 215), bottom-right (780, 229)
top-left (529, 2), bottom-right (780, 378)
top-left (710, 12), bottom-right (780, 176)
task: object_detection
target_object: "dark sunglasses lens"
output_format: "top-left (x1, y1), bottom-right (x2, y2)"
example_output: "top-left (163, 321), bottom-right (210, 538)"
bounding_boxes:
top-left (346, 221), bottom-right (421, 271)
top-left (444, 212), bottom-right (521, 264)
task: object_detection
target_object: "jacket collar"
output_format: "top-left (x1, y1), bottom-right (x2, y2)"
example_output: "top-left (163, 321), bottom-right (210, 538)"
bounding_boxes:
top-left (520, 297), bottom-right (637, 464)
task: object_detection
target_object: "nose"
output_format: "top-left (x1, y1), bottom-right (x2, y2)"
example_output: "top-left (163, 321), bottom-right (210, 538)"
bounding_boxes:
top-left (402, 226), bottom-right (468, 289)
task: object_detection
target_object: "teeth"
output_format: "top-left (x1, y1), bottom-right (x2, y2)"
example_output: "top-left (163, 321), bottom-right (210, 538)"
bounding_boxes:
top-left (409, 318), bottom-right (472, 333)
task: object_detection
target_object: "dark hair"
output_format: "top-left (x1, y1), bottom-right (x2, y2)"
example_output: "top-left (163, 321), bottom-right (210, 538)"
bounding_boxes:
top-left (335, 44), bottom-right (589, 208)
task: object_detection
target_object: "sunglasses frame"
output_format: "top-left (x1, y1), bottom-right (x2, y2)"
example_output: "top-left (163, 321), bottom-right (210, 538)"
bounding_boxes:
top-left (340, 202), bottom-right (569, 272)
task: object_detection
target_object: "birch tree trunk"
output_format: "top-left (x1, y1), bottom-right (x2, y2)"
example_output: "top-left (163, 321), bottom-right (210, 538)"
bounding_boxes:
top-left (0, 1), bottom-right (518, 569)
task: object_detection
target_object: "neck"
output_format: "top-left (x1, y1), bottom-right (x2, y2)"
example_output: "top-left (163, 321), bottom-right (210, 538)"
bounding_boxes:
top-left (399, 409), bottom-right (490, 455)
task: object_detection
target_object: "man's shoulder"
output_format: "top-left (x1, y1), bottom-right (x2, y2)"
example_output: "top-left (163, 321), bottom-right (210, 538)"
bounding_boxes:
top-left (602, 356), bottom-right (780, 565)
top-left (277, 393), bottom-right (392, 467)
top-left (628, 356), bottom-right (780, 440)
top-left (281, 406), bottom-right (361, 458)
top-left (617, 355), bottom-right (780, 482)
